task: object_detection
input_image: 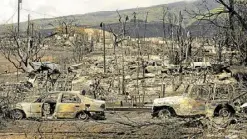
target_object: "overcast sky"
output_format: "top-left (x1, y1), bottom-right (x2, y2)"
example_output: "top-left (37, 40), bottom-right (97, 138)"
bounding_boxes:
top-left (0, 0), bottom-right (195, 24)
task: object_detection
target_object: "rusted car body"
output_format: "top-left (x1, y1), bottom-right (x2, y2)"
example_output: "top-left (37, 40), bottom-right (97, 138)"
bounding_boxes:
top-left (11, 91), bottom-right (105, 120)
top-left (152, 83), bottom-right (238, 118)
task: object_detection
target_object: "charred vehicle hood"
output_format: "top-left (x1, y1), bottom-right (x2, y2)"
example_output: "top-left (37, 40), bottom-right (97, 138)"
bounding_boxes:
top-left (153, 96), bottom-right (187, 106)
top-left (82, 97), bottom-right (106, 110)
top-left (84, 97), bottom-right (105, 105)
top-left (12, 103), bottom-right (32, 109)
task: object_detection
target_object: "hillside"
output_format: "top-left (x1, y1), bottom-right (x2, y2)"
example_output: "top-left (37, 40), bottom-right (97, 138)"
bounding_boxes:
top-left (93, 22), bottom-right (184, 38)
top-left (0, 0), bottom-right (220, 37)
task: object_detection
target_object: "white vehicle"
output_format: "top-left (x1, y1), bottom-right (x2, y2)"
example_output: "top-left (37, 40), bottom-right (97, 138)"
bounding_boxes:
top-left (190, 62), bottom-right (211, 69)
top-left (241, 103), bottom-right (247, 114)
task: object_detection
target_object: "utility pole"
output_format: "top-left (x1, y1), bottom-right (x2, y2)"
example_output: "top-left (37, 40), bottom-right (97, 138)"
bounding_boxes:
top-left (103, 23), bottom-right (106, 73)
top-left (17, 0), bottom-right (22, 82)
top-left (27, 14), bottom-right (30, 35)
top-left (27, 14), bottom-right (30, 56)
top-left (31, 23), bottom-right (34, 37)
top-left (100, 22), bottom-right (106, 73)
top-left (17, 0), bottom-right (22, 36)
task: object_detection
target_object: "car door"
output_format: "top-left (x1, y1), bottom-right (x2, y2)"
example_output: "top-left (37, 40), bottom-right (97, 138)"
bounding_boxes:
top-left (177, 96), bottom-right (195, 116)
top-left (190, 97), bottom-right (207, 115)
top-left (30, 98), bottom-right (43, 118)
top-left (55, 93), bottom-right (82, 118)
top-left (189, 86), bottom-right (208, 115)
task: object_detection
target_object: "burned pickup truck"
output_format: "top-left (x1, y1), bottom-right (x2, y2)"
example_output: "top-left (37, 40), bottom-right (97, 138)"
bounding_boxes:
top-left (152, 83), bottom-right (246, 119)
top-left (10, 91), bottom-right (105, 120)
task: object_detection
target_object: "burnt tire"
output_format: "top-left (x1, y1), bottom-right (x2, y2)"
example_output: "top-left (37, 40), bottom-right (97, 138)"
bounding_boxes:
top-left (76, 111), bottom-right (89, 121)
top-left (158, 108), bottom-right (173, 119)
top-left (218, 107), bottom-right (233, 118)
top-left (11, 109), bottom-right (24, 120)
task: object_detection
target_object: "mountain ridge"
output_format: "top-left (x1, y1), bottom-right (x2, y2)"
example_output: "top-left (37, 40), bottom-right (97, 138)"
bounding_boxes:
top-left (0, 0), bottom-right (220, 37)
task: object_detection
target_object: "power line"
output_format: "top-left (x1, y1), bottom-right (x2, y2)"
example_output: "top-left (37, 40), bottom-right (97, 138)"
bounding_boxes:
top-left (4, 8), bottom-right (18, 24)
top-left (21, 8), bottom-right (57, 18)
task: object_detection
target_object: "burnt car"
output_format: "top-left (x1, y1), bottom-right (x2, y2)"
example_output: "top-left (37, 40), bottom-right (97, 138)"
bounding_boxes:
top-left (152, 83), bottom-right (241, 119)
top-left (10, 91), bottom-right (105, 120)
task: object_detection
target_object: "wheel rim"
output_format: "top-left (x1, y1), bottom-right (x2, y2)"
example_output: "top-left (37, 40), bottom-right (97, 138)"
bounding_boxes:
top-left (219, 108), bottom-right (230, 117)
top-left (158, 109), bottom-right (171, 119)
top-left (12, 110), bottom-right (23, 120)
top-left (78, 112), bottom-right (88, 120)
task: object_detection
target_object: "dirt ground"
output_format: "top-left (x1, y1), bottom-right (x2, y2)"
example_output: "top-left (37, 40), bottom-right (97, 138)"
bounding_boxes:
top-left (0, 42), bottom-right (246, 139)
top-left (0, 112), bottom-right (246, 139)
top-left (0, 55), bottom-right (16, 74)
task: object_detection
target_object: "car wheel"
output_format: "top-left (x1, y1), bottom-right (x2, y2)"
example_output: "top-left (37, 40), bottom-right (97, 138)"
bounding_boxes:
top-left (158, 108), bottom-right (172, 119)
top-left (77, 111), bottom-right (89, 121)
top-left (11, 110), bottom-right (24, 120)
top-left (218, 107), bottom-right (232, 118)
